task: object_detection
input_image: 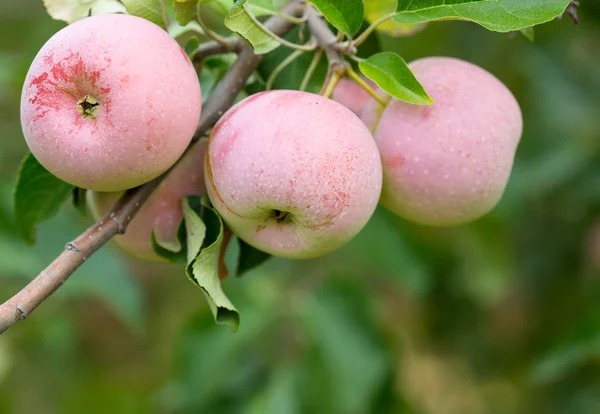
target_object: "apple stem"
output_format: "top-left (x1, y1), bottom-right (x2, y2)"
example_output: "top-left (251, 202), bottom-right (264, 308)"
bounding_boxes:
top-left (77, 95), bottom-right (99, 119)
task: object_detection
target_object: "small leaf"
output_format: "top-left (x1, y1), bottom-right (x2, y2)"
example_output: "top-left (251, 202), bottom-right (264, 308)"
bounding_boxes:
top-left (14, 153), bottom-right (74, 245)
top-left (237, 238), bottom-right (271, 277)
top-left (307, 0), bottom-right (364, 35)
top-left (393, 0), bottom-right (570, 32)
top-left (121, 0), bottom-right (166, 27)
top-left (359, 52), bottom-right (433, 105)
top-left (43, 0), bottom-right (127, 23)
top-left (520, 26), bottom-right (535, 42)
top-left (183, 196), bottom-right (239, 331)
top-left (224, 0), bottom-right (280, 55)
top-left (151, 221), bottom-right (188, 263)
top-left (174, 0), bottom-right (198, 26)
top-left (184, 36), bottom-right (201, 59)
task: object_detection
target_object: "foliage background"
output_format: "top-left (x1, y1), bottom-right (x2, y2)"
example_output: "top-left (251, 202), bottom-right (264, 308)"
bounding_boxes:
top-left (1, 1), bottom-right (600, 413)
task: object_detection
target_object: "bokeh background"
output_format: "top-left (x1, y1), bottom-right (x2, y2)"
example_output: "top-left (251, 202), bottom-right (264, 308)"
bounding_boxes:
top-left (1, 1), bottom-right (600, 413)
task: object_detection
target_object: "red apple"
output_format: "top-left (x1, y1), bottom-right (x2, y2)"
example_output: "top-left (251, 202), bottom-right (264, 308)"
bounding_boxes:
top-left (205, 90), bottom-right (382, 259)
top-left (88, 139), bottom-right (207, 262)
top-left (21, 14), bottom-right (202, 191)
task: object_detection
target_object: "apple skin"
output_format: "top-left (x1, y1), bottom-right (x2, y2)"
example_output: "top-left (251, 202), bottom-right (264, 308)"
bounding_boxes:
top-left (88, 139), bottom-right (207, 262)
top-left (362, 57), bottom-right (523, 226)
top-left (205, 90), bottom-right (382, 259)
top-left (331, 78), bottom-right (376, 117)
top-left (20, 14), bottom-right (201, 191)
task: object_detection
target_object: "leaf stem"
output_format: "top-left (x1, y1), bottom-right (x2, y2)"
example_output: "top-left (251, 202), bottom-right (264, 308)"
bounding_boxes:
top-left (197, 2), bottom-right (230, 47)
top-left (300, 48), bottom-right (323, 91)
top-left (247, 4), bottom-right (307, 24)
top-left (346, 12), bottom-right (396, 49)
top-left (346, 65), bottom-right (387, 106)
top-left (266, 49), bottom-right (307, 90)
top-left (321, 69), bottom-right (343, 99)
top-left (243, 4), bottom-right (317, 52)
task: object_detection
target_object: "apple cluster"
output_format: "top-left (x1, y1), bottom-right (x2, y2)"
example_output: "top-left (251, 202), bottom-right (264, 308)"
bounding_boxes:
top-left (20, 14), bottom-right (523, 262)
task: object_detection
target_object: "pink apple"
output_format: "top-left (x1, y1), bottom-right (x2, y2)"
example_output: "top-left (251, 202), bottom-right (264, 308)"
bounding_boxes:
top-left (20, 14), bottom-right (202, 191)
top-left (205, 90), bottom-right (382, 259)
top-left (331, 78), bottom-right (377, 116)
top-left (362, 57), bottom-right (523, 226)
top-left (88, 139), bottom-right (207, 262)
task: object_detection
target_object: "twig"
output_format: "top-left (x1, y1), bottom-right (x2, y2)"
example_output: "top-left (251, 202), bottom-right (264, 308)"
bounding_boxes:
top-left (243, 3), bottom-right (317, 52)
top-left (305, 5), bottom-right (346, 73)
top-left (567, 1), bottom-right (580, 25)
top-left (558, 1), bottom-right (580, 24)
top-left (196, 1), bottom-right (231, 47)
top-left (299, 47), bottom-right (323, 91)
top-left (192, 39), bottom-right (244, 63)
top-left (0, 0), bottom-right (305, 335)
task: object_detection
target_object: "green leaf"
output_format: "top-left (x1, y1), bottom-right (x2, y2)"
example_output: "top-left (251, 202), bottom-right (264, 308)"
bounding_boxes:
top-left (298, 292), bottom-right (388, 413)
top-left (520, 26), bottom-right (535, 42)
top-left (14, 153), bottom-right (74, 245)
top-left (224, 0), bottom-right (280, 55)
top-left (121, 0), bottom-right (166, 27)
top-left (151, 221), bottom-right (188, 263)
top-left (183, 35), bottom-right (201, 59)
top-left (174, 0), bottom-right (198, 26)
top-left (393, 0), bottom-right (570, 32)
top-left (42, 0), bottom-right (127, 23)
top-left (307, 0), bottom-right (364, 35)
top-left (237, 238), bottom-right (271, 277)
top-left (183, 197), bottom-right (239, 331)
top-left (71, 187), bottom-right (87, 217)
top-left (359, 52), bottom-right (433, 105)
top-left (364, 0), bottom-right (426, 37)
top-left (246, 0), bottom-right (289, 16)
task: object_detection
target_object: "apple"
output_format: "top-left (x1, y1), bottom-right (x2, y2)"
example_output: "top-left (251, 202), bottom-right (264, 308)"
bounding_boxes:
top-left (20, 14), bottom-right (202, 191)
top-left (88, 139), bottom-right (207, 262)
top-left (331, 78), bottom-right (377, 116)
top-left (362, 57), bottom-right (523, 226)
top-left (205, 90), bottom-right (382, 259)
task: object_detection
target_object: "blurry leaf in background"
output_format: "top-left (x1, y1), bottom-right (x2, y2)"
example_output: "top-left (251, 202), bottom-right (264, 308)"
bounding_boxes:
top-left (297, 290), bottom-right (389, 414)
top-left (13, 153), bottom-right (74, 245)
top-left (246, 364), bottom-right (300, 414)
top-left (43, 0), bottom-right (127, 23)
top-left (121, 0), bottom-right (165, 28)
top-left (174, 0), bottom-right (197, 26)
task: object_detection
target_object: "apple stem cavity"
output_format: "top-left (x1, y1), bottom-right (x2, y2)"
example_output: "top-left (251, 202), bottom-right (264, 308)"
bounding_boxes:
top-left (77, 95), bottom-right (99, 119)
top-left (271, 209), bottom-right (291, 224)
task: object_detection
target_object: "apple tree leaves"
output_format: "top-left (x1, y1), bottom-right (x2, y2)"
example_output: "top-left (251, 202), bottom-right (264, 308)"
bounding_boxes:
top-left (14, 153), bottom-right (74, 245)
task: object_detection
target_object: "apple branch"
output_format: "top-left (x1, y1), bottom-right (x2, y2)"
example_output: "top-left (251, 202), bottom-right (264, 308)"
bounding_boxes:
top-left (0, 0), bottom-right (305, 335)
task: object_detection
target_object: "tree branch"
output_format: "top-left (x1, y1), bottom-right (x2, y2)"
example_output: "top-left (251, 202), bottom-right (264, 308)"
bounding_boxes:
top-left (305, 5), bottom-right (346, 72)
top-left (0, 0), bottom-right (305, 335)
top-left (193, 39), bottom-right (244, 63)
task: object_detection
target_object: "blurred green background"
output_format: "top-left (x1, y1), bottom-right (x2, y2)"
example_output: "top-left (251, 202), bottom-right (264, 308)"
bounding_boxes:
top-left (1, 1), bottom-right (600, 413)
